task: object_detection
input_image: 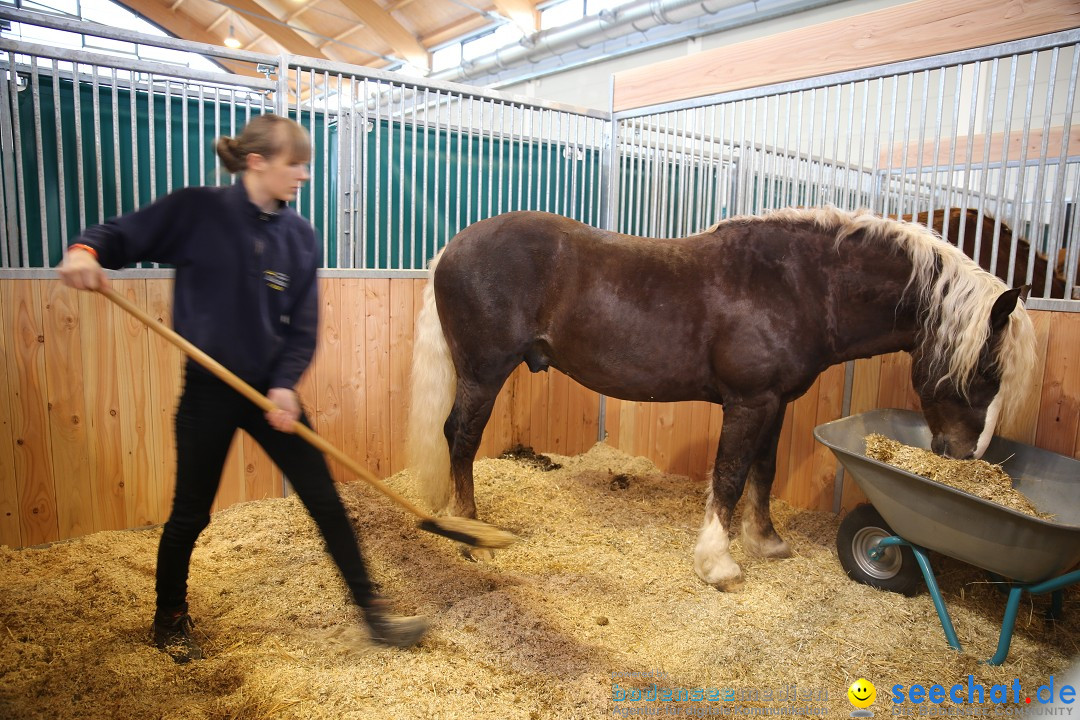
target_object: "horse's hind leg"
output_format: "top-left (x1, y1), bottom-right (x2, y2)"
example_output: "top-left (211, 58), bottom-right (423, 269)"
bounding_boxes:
top-left (443, 370), bottom-right (514, 521)
top-left (740, 411), bottom-right (792, 559)
top-left (694, 398), bottom-right (781, 591)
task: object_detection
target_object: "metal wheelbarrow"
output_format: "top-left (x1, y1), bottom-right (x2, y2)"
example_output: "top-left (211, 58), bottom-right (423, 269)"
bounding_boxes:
top-left (814, 408), bottom-right (1080, 665)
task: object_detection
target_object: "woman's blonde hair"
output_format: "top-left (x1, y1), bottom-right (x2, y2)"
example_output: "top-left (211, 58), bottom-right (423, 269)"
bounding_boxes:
top-left (215, 114), bottom-right (311, 173)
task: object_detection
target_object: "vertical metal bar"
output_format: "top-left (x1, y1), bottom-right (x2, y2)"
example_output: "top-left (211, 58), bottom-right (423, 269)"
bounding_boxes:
top-left (912, 70), bottom-right (930, 219)
top-left (0, 51), bottom-right (18, 265)
top-left (164, 78), bottom-right (172, 195)
top-left (7, 52), bottom-right (29, 265)
top-left (868, 79), bottom-right (884, 214)
top-left (323, 71), bottom-right (330, 265)
top-left (991, 56), bottom-right (1019, 286)
top-left (1041, 46), bottom-right (1076, 298)
top-left (181, 79), bottom-right (189, 190)
top-left (420, 87), bottom-right (430, 263)
top-left (927, 66), bottom-right (947, 226)
top-left (31, 58), bottom-right (49, 265)
top-left (112, 68), bottom-right (122, 216)
top-left (1008, 54), bottom-right (1038, 286)
top-left (361, 78), bottom-right (371, 267)
top-left (840, 82), bottom-right (855, 209)
top-left (408, 85), bottom-right (418, 269)
top-left (1027, 48), bottom-right (1060, 293)
top-left (455, 96), bottom-right (463, 234)
top-left (465, 96), bottom-right (474, 226)
top-left (373, 79), bottom-right (382, 268)
top-left (973, 58), bottom-right (1001, 269)
top-left (895, 73), bottom-right (913, 217)
top-left (955, 60), bottom-right (983, 252)
top-left (91, 64), bottom-right (103, 224)
top-left (882, 75), bottom-right (899, 217)
top-left (398, 84), bottom-right (406, 269)
top-left (52, 61), bottom-right (67, 260)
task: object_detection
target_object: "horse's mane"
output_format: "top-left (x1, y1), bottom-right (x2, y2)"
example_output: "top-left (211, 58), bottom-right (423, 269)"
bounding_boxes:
top-left (729, 207), bottom-right (1038, 418)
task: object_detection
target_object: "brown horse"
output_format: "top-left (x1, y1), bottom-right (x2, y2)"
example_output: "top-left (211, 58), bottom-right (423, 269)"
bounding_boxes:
top-left (911, 208), bottom-right (1065, 298)
top-left (408, 207), bottom-right (1037, 590)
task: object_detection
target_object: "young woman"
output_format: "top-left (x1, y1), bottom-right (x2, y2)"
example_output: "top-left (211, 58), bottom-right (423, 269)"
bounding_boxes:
top-left (58, 114), bottom-right (427, 661)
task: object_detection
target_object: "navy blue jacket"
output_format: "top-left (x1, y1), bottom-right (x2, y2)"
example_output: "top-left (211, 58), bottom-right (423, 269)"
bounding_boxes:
top-left (72, 181), bottom-right (320, 390)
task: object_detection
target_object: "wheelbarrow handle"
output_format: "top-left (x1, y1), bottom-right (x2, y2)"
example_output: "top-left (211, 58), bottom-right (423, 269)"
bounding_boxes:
top-left (95, 285), bottom-right (436, 523)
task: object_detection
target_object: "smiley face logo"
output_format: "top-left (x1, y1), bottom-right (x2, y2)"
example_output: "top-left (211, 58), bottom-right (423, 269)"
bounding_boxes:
top-left (848, 678), bottom-right (876, 709)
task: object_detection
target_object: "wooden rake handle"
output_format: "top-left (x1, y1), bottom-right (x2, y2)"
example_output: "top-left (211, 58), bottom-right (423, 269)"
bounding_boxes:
top-left (96, 285), bottom-right (436, 523)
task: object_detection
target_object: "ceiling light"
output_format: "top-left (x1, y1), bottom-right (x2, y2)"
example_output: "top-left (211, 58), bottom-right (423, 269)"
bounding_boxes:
top-left (224, 23), bottom-right (241, 49)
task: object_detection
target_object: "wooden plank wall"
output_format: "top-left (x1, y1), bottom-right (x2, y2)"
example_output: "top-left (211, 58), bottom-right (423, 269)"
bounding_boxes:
top-left (0, 277), bottom-right (599, 548)
top-left (2, 276), bottom-right (1078, 547)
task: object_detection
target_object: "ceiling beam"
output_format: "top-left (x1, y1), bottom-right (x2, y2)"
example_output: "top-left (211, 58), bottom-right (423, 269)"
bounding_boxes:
top-left (492, 0), bottom-right (537, 33)
top-left (227, 0), bottom-right (329, 58)
top-left (113, 0), bottom-right (263, 78)
top-left (335, 0), bottom-right (428, 68)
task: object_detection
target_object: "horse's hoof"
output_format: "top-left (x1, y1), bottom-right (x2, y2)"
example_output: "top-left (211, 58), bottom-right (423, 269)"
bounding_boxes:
top-left (742, 533), bottom-right (792, 559)
top-left (693, 553), bottom-right (742, 590)
top-left (460, 545), bottom-right (495, 562)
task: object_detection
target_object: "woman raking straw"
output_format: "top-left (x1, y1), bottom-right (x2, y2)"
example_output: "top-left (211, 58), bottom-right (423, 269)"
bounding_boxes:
top-left (58, 114), bottom-right (428, 661)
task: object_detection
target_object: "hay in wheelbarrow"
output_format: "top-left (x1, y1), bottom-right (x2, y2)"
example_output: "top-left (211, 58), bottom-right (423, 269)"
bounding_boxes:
top-left (865, 433), bottom-right (1052, 520)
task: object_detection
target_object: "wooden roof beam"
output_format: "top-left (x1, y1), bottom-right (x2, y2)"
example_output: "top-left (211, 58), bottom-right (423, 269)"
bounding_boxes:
top-left (113, 0), bottom-right (263, 78)
top-left (492, 0), bottom-right (537, 33)
top-left (335, 0), bottom-right (428, 69)
top-left (230, 0), bottom-right (329, 58)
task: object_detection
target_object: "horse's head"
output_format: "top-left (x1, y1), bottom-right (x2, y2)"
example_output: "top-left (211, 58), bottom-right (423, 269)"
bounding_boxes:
top-left (911, 286), bottom-right (1029, 460)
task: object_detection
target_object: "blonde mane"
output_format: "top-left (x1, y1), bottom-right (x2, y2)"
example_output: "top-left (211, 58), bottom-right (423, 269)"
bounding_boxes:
top-left (722, 207), bottom-right (1038, 418)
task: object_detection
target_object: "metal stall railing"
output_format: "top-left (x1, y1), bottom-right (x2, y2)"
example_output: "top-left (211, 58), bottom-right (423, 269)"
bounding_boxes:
top-left (609, 30), bottom-right (1080, 309)
top-left (0, 9), bottom-right (611, 273)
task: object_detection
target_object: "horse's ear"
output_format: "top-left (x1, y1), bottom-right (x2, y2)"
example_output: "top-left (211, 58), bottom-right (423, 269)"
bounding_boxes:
top-left (990, 286), bottom-right (1026, 332)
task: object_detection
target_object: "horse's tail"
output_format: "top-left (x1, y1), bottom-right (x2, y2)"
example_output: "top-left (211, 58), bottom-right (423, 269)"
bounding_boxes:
top-left (407, 249), bottom-right (456, 512)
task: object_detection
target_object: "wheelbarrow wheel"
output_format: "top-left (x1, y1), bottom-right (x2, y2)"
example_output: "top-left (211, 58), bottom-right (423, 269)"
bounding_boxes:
top-left (837, 504), bottom-right (921, 597)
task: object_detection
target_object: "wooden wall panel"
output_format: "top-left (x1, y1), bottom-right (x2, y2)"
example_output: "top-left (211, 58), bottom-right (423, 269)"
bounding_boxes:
top-left (43, 283), bottom-right (94, 539)
top-left (80, 285), bottom-right (125, 533)
top-left (4, 280), bottom-right (57, 546)
top-left (4, 277), bottom-right (1077, 548)
top-left (338, 279), bottom-right (367, 485)
top-left (113, 280), bottom-right (162, 529)
top-left (364, 279), bottom-right (391, 477)
top-left (1035, 312), bottom-right (1080, 456)
top-left (0, 284), bottom-right (21, 546)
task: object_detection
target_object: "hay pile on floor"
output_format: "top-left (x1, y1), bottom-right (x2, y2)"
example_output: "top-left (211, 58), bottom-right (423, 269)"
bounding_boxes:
top-left (3, 443), bottom-right (1079, 720)
top-left (865, 434), bottom-right (1051, 519)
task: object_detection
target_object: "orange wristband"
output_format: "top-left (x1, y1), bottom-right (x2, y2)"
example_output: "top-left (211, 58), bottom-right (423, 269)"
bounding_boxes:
top-left (69, 243), bottom-right (99, 260)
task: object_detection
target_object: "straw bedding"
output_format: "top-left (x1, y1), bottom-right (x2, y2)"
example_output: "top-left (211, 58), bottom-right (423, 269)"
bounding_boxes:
top-left (2, 443), bottom-right (1078, 720)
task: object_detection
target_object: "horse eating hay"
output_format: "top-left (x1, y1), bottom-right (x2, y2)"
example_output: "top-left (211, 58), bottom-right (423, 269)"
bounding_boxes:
top-left (407, 207), bottom-right (1037, 590)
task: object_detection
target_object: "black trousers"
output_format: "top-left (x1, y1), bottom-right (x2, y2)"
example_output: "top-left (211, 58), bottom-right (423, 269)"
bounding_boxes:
top-left (155, 367), bottom-right (375, 615)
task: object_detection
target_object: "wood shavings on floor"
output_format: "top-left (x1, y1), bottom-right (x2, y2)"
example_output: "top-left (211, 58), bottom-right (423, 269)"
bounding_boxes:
top-left (2, 442), bottom-right (1078, 719)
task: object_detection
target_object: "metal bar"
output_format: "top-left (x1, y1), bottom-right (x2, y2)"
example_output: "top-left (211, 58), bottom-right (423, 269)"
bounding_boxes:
top-left (1042, 47), bottom-right (1077, 299)
top-left (1027, 48), bottom-right (1059, 294)
top-left (31, 57), bottom-right (48, 266)
top-left (52, 60), bottom-right (68, 262)
top-left (973, 58), bottom-right (1001, 271)
top-left (991, 56), bottom-right (1020, 286)
top-left (112, 68), bottom-right (122, 218)
top-left (0, 51), bottom-right (17, 266)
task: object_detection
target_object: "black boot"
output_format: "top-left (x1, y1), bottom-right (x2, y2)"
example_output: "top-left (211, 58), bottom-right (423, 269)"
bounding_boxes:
top-left (152, 604), bottom-right (204, 663)
top-left (364, 598), bottom-right (429, 649)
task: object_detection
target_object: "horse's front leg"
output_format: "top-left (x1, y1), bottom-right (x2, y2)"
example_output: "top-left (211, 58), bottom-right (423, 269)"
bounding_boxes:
top-left (740, 409), bottom-right (792, 559)
top-left (694, 398), bottom-right (781, 591)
